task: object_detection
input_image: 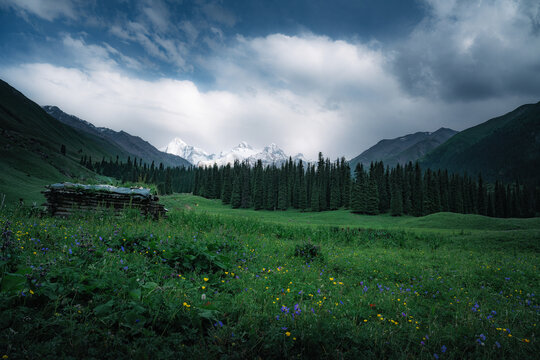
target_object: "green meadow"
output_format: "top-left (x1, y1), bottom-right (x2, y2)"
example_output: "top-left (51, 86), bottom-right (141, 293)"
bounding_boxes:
top-left (0, 193), bottom-right (538, 359)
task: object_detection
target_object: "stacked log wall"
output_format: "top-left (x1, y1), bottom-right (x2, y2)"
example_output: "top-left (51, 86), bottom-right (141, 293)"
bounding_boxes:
top-left (42, 185), bottom-right (167, 219)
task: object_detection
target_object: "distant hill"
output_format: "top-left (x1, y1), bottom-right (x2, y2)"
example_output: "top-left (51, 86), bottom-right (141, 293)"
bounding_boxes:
top-left (0, 79), bottom-right (133, 203)
top-left (421, 101), bottom-right (540, 182)
top-left (349, 127), bottom-right (458, 170)
top-left (43, 106), bottom-right (190, 168)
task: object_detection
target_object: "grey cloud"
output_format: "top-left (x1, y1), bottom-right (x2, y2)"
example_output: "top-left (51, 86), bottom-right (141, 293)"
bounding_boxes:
top-left (393, 0), bottom-right (540, 102)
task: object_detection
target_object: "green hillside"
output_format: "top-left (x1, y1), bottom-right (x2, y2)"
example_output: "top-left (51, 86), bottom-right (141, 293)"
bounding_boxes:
top-left (349, 128), bottom-right (457, 169)
top-left (421, 102), bottom-right (540, 181)
top-left (0, 79), bottom-right (131, 204)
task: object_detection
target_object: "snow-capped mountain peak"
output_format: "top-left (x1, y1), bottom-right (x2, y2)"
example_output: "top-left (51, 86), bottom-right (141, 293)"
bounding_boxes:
top-left (160, 138), bottom-right (213, 165)
top-left (162, 138), bottom-right (310, 166)
top-left (234, 141), bottom-right (252, 150)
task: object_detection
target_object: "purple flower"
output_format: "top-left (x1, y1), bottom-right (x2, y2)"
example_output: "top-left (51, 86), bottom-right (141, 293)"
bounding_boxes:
top-left (68, 248), bottom-right (72, 255)
top-left (441, 345), bottom-right (447, 353)
top-left (434, 354), bottom-right (439, 359)
top-left (281, 305), bottom-right (289, 314)
top-left (495, 341), bottom-right (501, 349)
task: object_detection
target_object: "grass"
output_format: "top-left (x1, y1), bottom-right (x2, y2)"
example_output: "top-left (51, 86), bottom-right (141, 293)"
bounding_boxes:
top-left (0, 194), bottom-right (538, 359)
top-left (163, 193), bottom-right (540, 236)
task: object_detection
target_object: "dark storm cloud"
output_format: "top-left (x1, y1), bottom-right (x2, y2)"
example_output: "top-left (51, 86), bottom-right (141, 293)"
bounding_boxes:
top-left (1, 0), bottom-right (540, 159)
top-left (393, 0), bottom-right (540, 102)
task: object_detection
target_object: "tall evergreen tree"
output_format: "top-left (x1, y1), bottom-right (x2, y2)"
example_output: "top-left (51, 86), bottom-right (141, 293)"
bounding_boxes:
top-left (231, 173), bottom-right (242, 209)
top-left (221, 164), bottom-right (233, 204)
top-left (365, 176), bottom-right (379, 215)
top-left (252, 160), bottom-right (264, 210)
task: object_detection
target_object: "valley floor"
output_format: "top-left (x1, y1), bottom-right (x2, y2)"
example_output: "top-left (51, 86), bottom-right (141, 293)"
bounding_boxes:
top-left (0, 194), bottom-right (538, 359)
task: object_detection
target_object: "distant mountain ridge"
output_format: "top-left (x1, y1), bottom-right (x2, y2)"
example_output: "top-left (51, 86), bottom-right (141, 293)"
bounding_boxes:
top-left (162, 138), bottom-right (309, 166)
top-left (43, 106), bottom-right (190, 168)
top-left (421, 101), bottom-right (540, 181)
top-left (349, 127), bottom-right (458, 169)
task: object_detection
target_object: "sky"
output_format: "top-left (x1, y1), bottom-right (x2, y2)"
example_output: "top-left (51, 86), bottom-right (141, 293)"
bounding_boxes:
top-left (1, 0), bottom-right (539, 160)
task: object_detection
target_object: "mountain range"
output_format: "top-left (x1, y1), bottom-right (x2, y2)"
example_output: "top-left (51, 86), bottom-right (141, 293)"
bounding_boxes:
top-left (161, 138), bottom-right (309, 167)
top-left (349, 127), bottom-right (458, 170)
top-left (43, 106), bottom-right (190, 168)
top-left (1, 77), bottom-right (539, 203)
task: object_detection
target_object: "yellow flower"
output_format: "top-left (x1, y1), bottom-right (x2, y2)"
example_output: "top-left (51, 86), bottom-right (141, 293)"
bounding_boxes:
top-left (329, 277), bottom-right (334, 281)
top-left (203, 278), bottom-right (209, 282)
top-left (29, 289), bottom-right (34, 295)
top-left (201, 286), bottom-right (206, 290)
top-left (285, 332), bottom-right (291, 337)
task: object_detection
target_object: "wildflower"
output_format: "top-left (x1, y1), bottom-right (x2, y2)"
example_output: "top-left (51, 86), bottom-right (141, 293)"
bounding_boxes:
top-left (434, 354), bottom-right (439, 359)
top-left (285, 331), bottom-right (291, 337)
top-left (523, 339), bottom-right (530, 343)
top-left (203, 277), bottom-right (209, 282)
top-left (201, 294), bottom-right (206, 300)
top-left (495, 341), bottom-right (501, 348)
top-left (441, 345), bottom-right (447, 353)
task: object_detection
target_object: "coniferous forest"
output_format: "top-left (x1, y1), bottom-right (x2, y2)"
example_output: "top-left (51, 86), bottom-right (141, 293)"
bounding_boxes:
top-left (82, 152), bottom-right (540, 219)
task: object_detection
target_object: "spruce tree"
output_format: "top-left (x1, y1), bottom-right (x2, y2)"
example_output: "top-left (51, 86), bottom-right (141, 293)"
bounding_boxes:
top-left (231, 173), bottom-right (242, 209)
top-left (253, 160), bottom-right (264, 210)
top-left (278, 170), bottom-right (288, 210)
top-left (390, 168), bottom-right (403, 216)
top-left (412, 162), bottom-right (423, 216)
top-left (329, 165), bottom-right (340, 210)
top-left (221, 164), bottom-right (233, 204)
top-left (240, 163), bottom-right (251, 208)
top-left (311, 184), bottom-right (320, 212)
top-left (351, 163), bottom-right (366, 213)
top-left (365, 176), bottom-right (379, 215)
top-left (477, 174), bottom-right (487, 215)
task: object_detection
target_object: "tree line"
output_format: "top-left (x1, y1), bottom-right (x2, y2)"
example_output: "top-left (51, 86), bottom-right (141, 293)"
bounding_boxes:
top-left (81, 153), bottom-right (540, 218)
top-left (80, 155), bottom-right (194, 195)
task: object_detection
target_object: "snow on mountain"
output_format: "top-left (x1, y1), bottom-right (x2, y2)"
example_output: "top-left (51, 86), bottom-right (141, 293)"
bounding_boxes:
top-left (162, 138), bottom-right (309, 166)
top-left (160, 138), bottom-right (214, 165)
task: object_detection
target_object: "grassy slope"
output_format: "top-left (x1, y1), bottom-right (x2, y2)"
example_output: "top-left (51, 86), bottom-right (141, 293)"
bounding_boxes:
top-left (0, 79), bottom-right (129, 204)
top-left (421, 101), bottom-right (540, 180)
